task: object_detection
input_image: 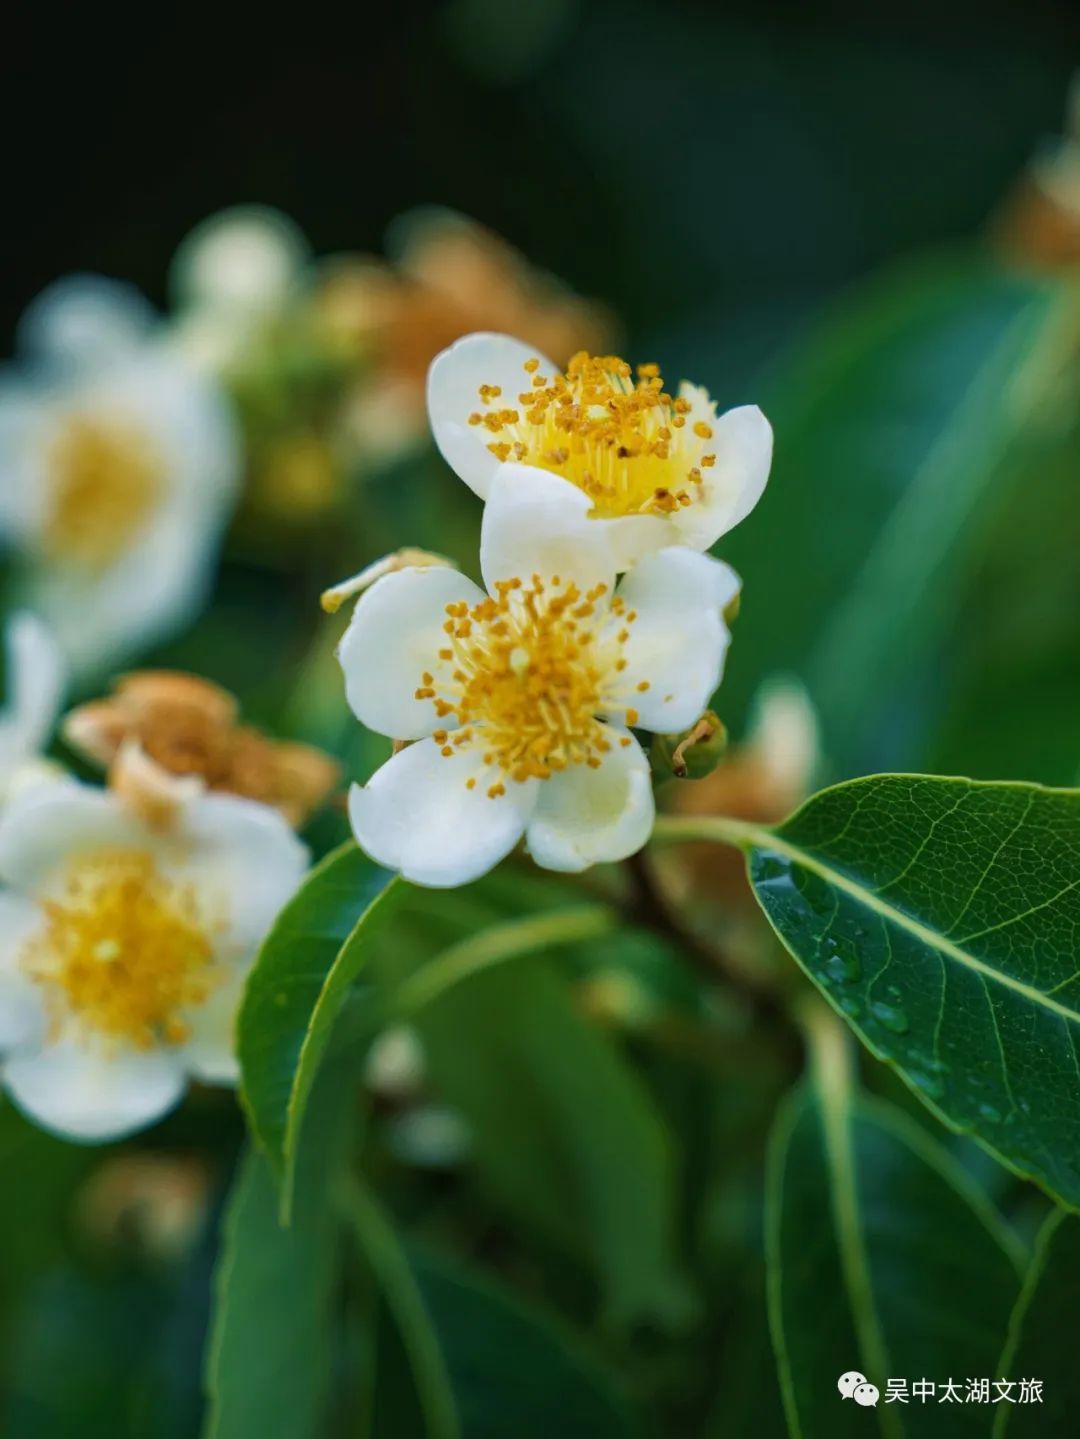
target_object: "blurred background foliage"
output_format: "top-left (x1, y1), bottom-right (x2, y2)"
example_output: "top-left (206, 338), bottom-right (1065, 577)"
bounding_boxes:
top-left (2, 1), bottom-right (1079, 1435)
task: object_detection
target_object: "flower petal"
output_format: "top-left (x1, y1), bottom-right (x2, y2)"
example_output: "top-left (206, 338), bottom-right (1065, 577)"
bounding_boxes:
top-left (166, 793), bottom-right (309, 952)
top-left (3, 1040), bottom-right (185, 1142)
top-left (181, 962), bottom-right (246, 1086)
top-left (526, 729), bottom-right (654, 872)
top-left (337, 566), bottom-right (485, 740)
top-left (0, 892), bottom-right (47, 1051)
top-left (603, 548), bottom-right (740, 733)
top-left (428, 333), bottom-right (555, 499)
top-left (480, 464), bottom-right (616, 595)
top-left (601, 513), bottom-right (676, 571)
top-left (348, 738), bottom-right (536, 887)
top-left (670, 404), bottom-right (772, 550)
top-left (0, 612), bottom-right (66, 772)
top-left (0, 780), bottom-right (145, 895)
top-left (17, 275), bottom-right (155, 373)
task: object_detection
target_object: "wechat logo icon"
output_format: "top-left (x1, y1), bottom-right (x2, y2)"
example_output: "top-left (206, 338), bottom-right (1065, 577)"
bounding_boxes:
top-left (838, 1371), bottom-right (880, 1407)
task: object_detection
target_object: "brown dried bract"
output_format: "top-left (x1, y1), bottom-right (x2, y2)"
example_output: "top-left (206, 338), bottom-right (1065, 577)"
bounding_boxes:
top-left (64, 671), bottom-right (340, 829)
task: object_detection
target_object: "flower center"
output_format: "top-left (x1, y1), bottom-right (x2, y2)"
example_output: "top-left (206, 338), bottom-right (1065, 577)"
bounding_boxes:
top-left (21, 850), bottom-right (220, 1050)
top-left (45, 415), bottom-right (165, 570)
top-left (469, 353), bottom-right (717, 519)
top-left (416, 576), bottom-right (646, 795)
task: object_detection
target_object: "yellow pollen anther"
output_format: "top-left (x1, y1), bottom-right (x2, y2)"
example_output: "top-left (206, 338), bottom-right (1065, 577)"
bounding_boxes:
top-left (420, 577), bottom-right (648, 791)
top-left (21, 850), bottom-right (221, 1051)
top-left (469, 354), bottom-right (717, 521)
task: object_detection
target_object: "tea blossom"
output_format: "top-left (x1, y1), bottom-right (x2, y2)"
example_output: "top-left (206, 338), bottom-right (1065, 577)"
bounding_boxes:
top-left (427, 332), bottom-right (772, 570)
top-left (0, 276), bottom-right (240, 678)
top-left (0, 612), bottom-right (65, 808)
top-left (337, 467), bottom-right (740, 886)
top-left (0, 770), bottom-right (307, 1140)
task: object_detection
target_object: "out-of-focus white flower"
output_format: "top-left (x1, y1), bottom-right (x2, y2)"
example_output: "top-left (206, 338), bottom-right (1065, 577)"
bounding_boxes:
top-left (0, 277), bottom-right (240, 680)
top-left (169, 206), bottom-right (310, 373)
top-left (337, 467), bottom-right (739, 886)
top-left (0, 774), bottom-right (307, 1141)
top-left (744, 677), bottom-right (821, 811)
top-left (363, 1023), bottom-right (426, 1098)
top-left (428, 333), bottom-right (772, 570)
top-left (0, 612), bottom-right (65, 806)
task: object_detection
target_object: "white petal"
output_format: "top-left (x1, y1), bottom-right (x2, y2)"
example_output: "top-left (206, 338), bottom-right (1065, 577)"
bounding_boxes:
top-left (601, 513), bottom-right (677, 571)
top-left (480, 465), bottom-right (616, 595)
top-left (603, 548), bottom-right (740, 732)
top-left (670, 404), bottom-right (772, 550)
top-left (16, 275), bottom-right (155, 372)
top-left (0, 892), bottom-right (47, 1051)
top-left (0, 612), bottom-right (66, 771)
top-left (3, 1040), bottom-right (185, 1142)
top-left (164, 793), bottom-right (309, 952)
top-left (349, 738), bottom-right (536, 888)
top-left (0, 380), bottom-right (52, 543)
top-left (181, 962), bottom-right (247, 1086)
top-left (427, 333), bottom-right (555, 499)
top-left (526, 730), bottom-right (654, 873)
top-left (337, 567), bottom-right (485, 740)
top-left (0, 780), bottom-right (144, 895)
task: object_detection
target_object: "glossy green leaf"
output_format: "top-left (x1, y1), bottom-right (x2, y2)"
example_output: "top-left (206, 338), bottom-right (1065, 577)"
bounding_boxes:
top-left (720, 257), bottom-right (1062, 773)
top-left (767, 1010), bottom-right (1022, 1439)
top-left (412, 955), bottom-right (684, 1327)
top-left (993, 1209), bottom-right (1080, 1435)
top-left (659, 774), bottom-right (1080, 1208)
top-left (203, 1049), bottom-right (359, 1439)
top-left (343, 1182), bottom-right (642, 1439)
top-left (236, 841), bottom-right (398, 1184)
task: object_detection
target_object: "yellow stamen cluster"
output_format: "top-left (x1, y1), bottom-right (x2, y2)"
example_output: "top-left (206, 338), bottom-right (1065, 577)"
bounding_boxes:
top-left (22, 850), bottom-right (220, 1050)
top-left (416, 577), bottom-right (645, 792)
top-left (45, 416), bottom-right (164, 570)
top-left (468, 353), bottom-right (717, 518)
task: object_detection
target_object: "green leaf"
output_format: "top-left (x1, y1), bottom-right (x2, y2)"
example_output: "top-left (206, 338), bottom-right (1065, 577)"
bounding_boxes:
top-left (203, 1049), bottom-right (359, 1439)
top-left (657, 774), bottom-right (1080, 1208)
top-left (993, 1209), bottom-right (1080, 1435)
top-left (236, 840), bottom-right (398, 1185)
top-left (342, 1182), bottom-right (643, 1439)
top-left (767, 1006), bottom-right (1022, 1439)
top-left (720, 257), bottom-right (1063, 772)
top-left (412, 955), bottom-right (684, 1327)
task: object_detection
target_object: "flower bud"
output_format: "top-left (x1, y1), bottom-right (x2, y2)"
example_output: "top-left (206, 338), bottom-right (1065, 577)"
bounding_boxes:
top-left (650, 711), bottom-right (728, 781)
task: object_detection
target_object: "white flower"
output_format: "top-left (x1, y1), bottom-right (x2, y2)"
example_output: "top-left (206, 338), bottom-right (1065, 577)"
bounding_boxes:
top-left (169, 206), bottom-right (310, 373)
top-left (337, 467), bottom-right (740, 886)
top-left (427, 332), bottom-right (772, 570)
top-left (0, 276), bottom-right (241, 679)
top-left (0, 612), bottom-right (65, 806)
top-left (0, 776), bottom-right (308, 1141)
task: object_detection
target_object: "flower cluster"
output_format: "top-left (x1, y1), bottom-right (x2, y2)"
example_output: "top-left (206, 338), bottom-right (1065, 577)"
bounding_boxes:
top-left (169, 205), bottom-right (611, 522)
top-left (336, 333), bottom-right (772, 886)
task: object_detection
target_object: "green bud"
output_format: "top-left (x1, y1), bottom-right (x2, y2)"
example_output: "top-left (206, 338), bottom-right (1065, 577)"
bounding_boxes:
top-left (650, 711), bottom-right (728, 781)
